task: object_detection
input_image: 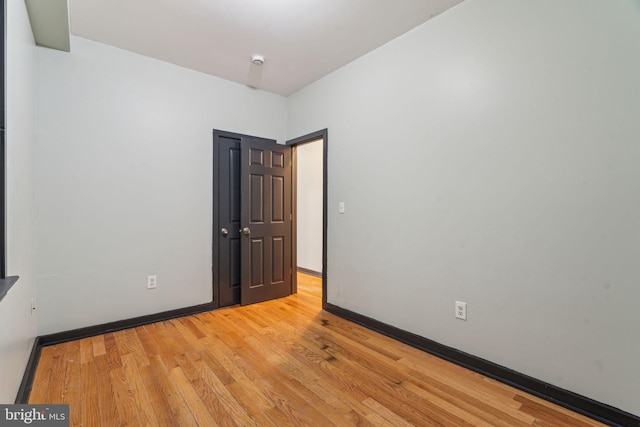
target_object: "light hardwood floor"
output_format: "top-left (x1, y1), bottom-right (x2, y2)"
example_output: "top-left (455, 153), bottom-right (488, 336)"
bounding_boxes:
top-left (29, 273), bottom-right (604, 426)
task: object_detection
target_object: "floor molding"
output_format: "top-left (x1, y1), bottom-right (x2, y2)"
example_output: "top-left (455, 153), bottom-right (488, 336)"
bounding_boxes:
top-left (296, 267), bottom-right (322, 278)
top-left (39, 302), bottom-right (215, 346)
top-left (19, 296), bottom-right (639, 426)
top-left (17, 301), bottom-right (215, 403)
top-left (15, 337), bottom-right (42, 404)
top-left (323, 302), bottom-right (640, 427)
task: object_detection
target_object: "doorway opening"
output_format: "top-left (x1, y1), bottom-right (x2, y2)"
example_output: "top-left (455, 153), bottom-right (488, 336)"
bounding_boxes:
top-left (286, 129), bottom-right (328, 307)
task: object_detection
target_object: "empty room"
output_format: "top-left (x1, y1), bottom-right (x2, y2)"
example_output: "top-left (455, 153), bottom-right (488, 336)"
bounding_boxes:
top-left (1, 0), bottom-right (639, 425)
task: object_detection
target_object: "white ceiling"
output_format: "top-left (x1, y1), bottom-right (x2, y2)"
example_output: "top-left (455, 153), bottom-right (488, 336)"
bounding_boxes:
top-left (68, 0), bottom-right (464, 96)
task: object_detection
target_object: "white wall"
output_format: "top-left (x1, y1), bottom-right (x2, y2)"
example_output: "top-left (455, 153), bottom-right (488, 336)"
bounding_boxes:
top-left (0, 0), bottom-right (38, 403)
top-left (287, 0), bottom-right (640, 415)
top-left (35, 36), bottom-right (287, 334)
top-left (296, 139), bottom-right (323, 273)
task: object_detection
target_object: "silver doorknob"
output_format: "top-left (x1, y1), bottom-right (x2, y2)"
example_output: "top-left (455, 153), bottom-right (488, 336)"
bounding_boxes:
top-left (242, 227), bottom-right (251, 236)
top-left (220, 228), bottom-right (229, 237)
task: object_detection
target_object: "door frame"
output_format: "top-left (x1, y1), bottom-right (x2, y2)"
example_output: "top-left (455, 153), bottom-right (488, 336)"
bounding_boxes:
top-left (286, 129), bottom-right (328, 306)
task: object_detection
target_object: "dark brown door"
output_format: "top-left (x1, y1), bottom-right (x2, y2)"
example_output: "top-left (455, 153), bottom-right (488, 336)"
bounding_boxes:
top-left (240, 138), bottom-right (292, 305)
top-left (213, 130), bottom-right (292, 307)
top-left (214, 135), bottom-right (242, 306)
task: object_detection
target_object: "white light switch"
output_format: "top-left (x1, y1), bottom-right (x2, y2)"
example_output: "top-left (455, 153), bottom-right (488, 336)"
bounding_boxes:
top-left (339, 202), bottom-right (345, 214)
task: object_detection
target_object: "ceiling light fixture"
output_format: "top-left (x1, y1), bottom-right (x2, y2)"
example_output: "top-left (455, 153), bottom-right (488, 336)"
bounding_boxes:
top-left (251, 55), bottom-right (265, 66)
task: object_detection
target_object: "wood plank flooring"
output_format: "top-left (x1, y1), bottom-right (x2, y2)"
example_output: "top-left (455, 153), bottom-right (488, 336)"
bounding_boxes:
top-left (29, 273), bottom-right (604, 426)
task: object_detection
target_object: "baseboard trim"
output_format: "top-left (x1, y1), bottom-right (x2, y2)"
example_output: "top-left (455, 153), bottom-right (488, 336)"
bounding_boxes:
top-left (18, 298), bottom-right (638, 425)
top-left (15, 337), bottom-right (42, 404)
top-left (17, 301), bottom-right (215, 403)
top-left (297, 267), bottom-right (322, 278)
top-left (323, 302), bottom-right (640, 427)
top-left (40, 302), bottom-right (215, 346)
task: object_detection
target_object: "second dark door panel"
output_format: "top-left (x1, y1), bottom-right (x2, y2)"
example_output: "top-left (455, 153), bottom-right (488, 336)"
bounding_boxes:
top-left (240, 139), bottom-right (292, 305)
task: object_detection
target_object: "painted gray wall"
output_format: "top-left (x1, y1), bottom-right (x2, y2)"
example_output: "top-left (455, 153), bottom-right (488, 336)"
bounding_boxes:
top-left (296, 139), bottom-right (323, 273)
top-left (0, 0), bottom-right (38, 403)
top-left (287, 0), bottom-right (640, 415)
top-left (35, 36), bottom-right (287, 335)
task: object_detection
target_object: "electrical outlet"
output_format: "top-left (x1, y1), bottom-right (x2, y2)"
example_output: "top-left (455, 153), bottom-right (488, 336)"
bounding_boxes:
top-left (147, 275), bottom-right (157, 289)
top-left (455, 301), bottom-right (467, 320)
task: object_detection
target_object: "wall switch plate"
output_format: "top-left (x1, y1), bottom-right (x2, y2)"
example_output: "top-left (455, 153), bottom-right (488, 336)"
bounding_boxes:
top-left (147, 275), bottom-right (157, 289)
top-left (339, 202), bottom-right (345, 214)
top-left (455, 301), bottom-right (467, 320)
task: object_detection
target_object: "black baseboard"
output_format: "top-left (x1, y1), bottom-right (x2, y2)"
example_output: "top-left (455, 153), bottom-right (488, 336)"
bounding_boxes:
top-left (15, 337), bottom-right (42, 404)
top-left (39, 302), bottom-right (215, 346)
top-left (18, 297), bottom-right (639, 426)
top-left (323, 302), bottom-right (640, 427)
top-left (17, 301), bottom-right (215, 403)
top-left (297, 267), bottom-right (322, 278)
